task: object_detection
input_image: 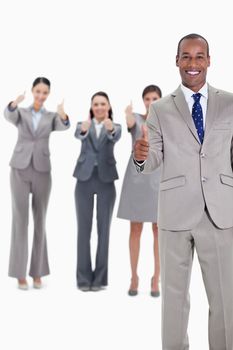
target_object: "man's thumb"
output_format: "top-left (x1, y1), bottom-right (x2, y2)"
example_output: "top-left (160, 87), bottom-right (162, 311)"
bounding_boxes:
top-left (142, 124), bottom-right (148, 141)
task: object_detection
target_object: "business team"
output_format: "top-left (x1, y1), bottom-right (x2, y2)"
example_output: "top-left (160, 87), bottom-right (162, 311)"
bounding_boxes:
top-left (4, 32), bottom-right (233, 350)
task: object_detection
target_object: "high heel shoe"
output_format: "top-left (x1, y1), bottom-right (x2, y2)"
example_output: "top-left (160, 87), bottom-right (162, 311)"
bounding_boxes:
top-left (150, 277), bottom-right (160, 297)
top-left (128, 289), bottom-right (138, 296)
top-left (33, 278), bottom-right (42, 289)
top-left (128, 277), bottom-right (139, 296)
top-left (18, 279), bottom-right (28, 291)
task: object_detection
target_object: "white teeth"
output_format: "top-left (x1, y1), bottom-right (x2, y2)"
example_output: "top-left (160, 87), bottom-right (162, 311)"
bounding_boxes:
top-left (187, 71), bottom-right (199, 75)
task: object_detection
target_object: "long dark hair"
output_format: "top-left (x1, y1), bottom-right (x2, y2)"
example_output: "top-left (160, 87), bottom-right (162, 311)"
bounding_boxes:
top-left (89, 91), bottom-right (113, 120)
top-left (32, 77), bottom-right (51, 89)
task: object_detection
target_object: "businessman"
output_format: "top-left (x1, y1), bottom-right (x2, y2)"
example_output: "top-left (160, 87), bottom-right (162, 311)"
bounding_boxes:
top-left (134, 34), bottom-right (233, 350)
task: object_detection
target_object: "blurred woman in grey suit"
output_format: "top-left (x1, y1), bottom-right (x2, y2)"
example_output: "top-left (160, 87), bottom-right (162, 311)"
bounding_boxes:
top-left (4, 77), bottom-right (70, 290)
top-left (73, 91), bottom-right (121, 291)
top-left (117, 85), bottom-right (162, 296)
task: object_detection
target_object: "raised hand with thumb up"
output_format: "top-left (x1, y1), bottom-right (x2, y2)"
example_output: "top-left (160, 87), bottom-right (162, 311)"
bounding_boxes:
top-left (10, 91), bottom-right (26, 109)
top-left (57, 99), bottom-right (68, 120)
top-left (133, 124), bottom-right (149, 161)
top-left (81, 120), bottom-right (91, 133)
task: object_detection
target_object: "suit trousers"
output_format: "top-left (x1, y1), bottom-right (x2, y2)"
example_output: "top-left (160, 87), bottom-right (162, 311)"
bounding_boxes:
top-left (75, 167), bottom-right (116, 287)
top-left (9, 163), bottom-right (51, 279)
top-left (159, 210), bottom-right (233, 350)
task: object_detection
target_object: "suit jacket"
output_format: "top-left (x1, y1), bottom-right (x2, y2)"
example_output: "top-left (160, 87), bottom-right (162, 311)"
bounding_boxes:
top-left (143, 84), bottom-right (233, 230)
top-left (4, 105), bottom-right (70, 172)
top-left (73, 120), bottom-right (121, 182)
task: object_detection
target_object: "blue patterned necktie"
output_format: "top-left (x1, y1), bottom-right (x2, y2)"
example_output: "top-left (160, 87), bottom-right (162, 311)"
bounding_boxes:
top-left (192, 93), bottom-right (204, 143)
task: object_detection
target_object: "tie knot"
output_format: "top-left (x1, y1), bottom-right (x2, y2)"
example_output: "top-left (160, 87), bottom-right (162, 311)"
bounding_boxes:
top-left (192, 93), bottom-right (202, 103)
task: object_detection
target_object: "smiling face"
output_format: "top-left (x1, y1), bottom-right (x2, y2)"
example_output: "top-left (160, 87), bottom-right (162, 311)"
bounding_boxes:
top-left (143, 91), bottom-right (161, 114)
top-left (176, 38), bottom-right (210, 92)
top-left (91, 95), bottom-right (111, 122)
top-left (32, 82), bottom-right (50, 109)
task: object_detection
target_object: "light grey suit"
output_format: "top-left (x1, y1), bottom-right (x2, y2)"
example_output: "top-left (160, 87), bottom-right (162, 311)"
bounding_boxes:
top-left (141, 85), bottom-right (233, 350)
top-left (5, 104), bottom-right (70, 279)
top-left (73, 120), bottom-right (121, 288)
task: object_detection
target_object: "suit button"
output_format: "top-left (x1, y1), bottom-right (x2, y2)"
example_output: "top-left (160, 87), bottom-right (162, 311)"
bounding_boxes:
top-left (201, 176), bottom-right (207, 182)
top-left (200, 152), bottom-right (206, 158)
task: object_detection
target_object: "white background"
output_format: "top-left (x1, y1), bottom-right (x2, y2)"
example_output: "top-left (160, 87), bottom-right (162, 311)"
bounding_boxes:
top-left (0, 0), bottom-right (232, 349)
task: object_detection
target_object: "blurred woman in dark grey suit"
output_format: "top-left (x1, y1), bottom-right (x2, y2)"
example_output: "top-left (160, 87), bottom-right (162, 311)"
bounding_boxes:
top-left (117, 85), bottom-right (162, 297)
top-left (73, 91), bottom-right (121, 291)
top-left (4, 77), bottom-right (70, 290)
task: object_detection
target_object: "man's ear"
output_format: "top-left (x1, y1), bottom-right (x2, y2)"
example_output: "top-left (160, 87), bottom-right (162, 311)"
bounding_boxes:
top-left (176, 55), bottom-right (179, 67)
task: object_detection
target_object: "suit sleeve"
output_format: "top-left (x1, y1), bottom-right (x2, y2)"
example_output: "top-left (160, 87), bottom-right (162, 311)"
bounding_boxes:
top-left (74, 122), bottom-right (90, 140)
top-left (143, 103), bottom-right (164, 173)
top-left (52, 113), bottom-right (70, 131)
top-left (4, 102), bottom-right (20, 126)
top-left (106, 123), bottom-right (121, 142)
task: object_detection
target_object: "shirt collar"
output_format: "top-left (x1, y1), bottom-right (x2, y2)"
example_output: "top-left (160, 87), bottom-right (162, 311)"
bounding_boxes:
top-left (30, 105), bottom-right (45, 114)
top-left (93, 118), bottom-right (104, 126)
top-left (181, 83), bottom-right (208, 102)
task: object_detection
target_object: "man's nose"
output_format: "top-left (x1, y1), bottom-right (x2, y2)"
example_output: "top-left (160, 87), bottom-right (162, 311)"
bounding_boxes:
top-left (188, 57), bottom-right (199, 66)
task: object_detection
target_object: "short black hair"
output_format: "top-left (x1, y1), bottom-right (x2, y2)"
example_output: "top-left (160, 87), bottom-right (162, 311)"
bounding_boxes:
top-left (32, 77), bottom-right (51, 89)
top-left (177, 33), bottom-right (210, 56)
top-left (90, 91), bottom-right (113, 120)
top-left (142, 85), bottom-right (162, 99)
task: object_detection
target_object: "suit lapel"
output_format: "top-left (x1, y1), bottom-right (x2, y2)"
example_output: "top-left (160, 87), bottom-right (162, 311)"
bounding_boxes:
top-left (26, 107), bottom-right (49, 136)
top-left (204, 85), bottom-right (219, 140)
top-left (89, 121), bottom-right (99, 150)
top-left (98, 124), bottom-right (107, 148)
top-left (172, 87), bottom-right (200, 144)
top-left (25, 107), bottom-right (35, 136)
top-left (90, 120), bottom-right (107, 150)
top-left (34, 109), bottom-right (47, 136)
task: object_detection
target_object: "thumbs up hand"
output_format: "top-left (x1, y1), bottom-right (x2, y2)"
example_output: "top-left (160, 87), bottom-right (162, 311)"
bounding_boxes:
top-left (141, 124), bottom-right (148, 141)
top-left (104, 118), bottom-right (114, 132)
top-left (81, 120), bottom-right (91, 133)
top-left (125, 101), bottom-right (135, 129)
top-left (10, 91), bottom-right (26, 109)
top-left (133, 124), bottom-right (149, 161)
top-left (57, 99), bottom-right (68, 120)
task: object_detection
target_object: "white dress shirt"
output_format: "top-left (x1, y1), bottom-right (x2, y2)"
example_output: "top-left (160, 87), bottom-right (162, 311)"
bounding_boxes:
top-left (93, 118), bottom-right (104, 138)
top-left (134, 83), bottom-right (209, 171)
top-left (31, 106), bottom-right (44, 131)
top-left (180, 83), bottom-right (208, 129)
